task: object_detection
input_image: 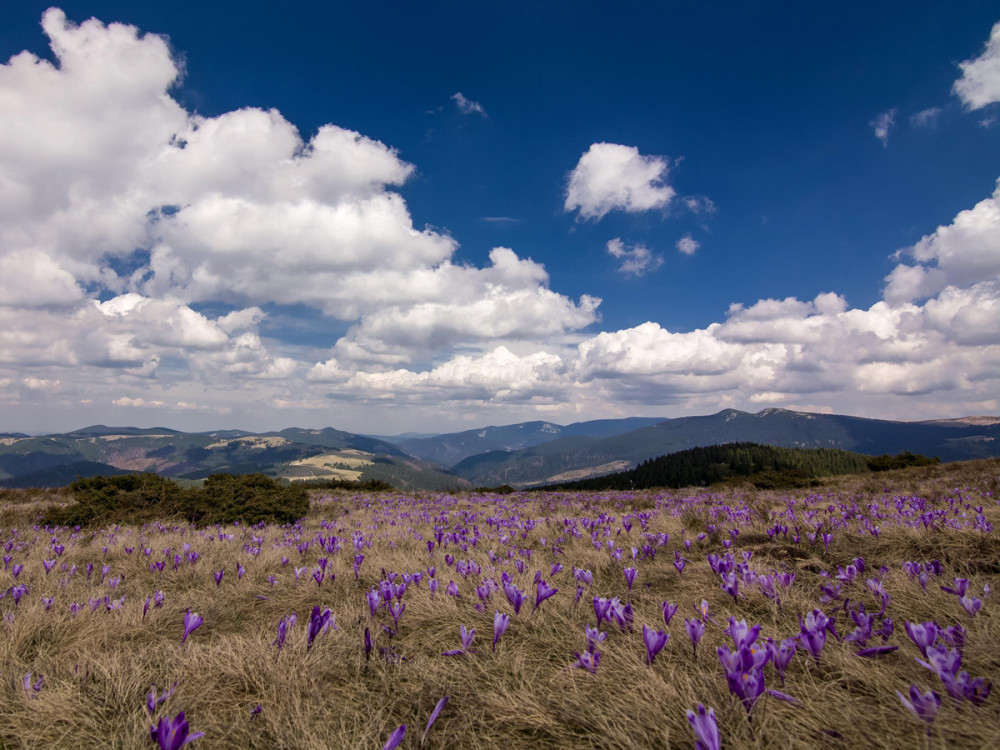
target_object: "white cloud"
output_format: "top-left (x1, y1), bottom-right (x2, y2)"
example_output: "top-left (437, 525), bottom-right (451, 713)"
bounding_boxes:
top-left (606, 238), bottom-right (663, 276)
top-left (954, 22), bottom-right (1000, 110)
top-left (113, 396), bottom-right (165, 407)
top-left (451, 92), bottom-right (486, 116)
top-left (870, 109), bottom-right (896, 146)
top-left (1, 8), bottom-right (999, 431)
top-left (683, 196), bottom-right (716, 214)
top-left (884, 178), bottom-right (1000, 303)
top-left (565, 143), bottom-right (675, 221)
top-left (909, 107), bottom-right (942, 128)
top-left (675, 235), bottom-right (699, 256)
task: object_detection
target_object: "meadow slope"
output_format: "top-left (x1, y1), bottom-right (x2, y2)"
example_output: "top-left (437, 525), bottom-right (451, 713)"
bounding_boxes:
top-left (0, 460), bottom-right (998, 749)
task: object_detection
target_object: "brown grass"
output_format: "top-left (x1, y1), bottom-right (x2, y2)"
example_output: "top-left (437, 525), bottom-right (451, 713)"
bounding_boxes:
top-left (0, 460), bottom-right (998, 749)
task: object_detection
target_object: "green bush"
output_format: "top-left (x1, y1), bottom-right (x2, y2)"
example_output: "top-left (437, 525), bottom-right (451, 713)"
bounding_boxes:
top-left (42, 473), bottom-right (309, 528)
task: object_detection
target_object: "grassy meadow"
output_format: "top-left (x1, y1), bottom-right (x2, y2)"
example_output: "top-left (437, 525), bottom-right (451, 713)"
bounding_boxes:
top-left (0, 459), bottom-right (998, 749)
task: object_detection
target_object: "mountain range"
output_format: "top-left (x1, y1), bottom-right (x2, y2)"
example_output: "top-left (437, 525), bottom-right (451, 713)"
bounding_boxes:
top-left (1, 409), bottom-right (997, 489)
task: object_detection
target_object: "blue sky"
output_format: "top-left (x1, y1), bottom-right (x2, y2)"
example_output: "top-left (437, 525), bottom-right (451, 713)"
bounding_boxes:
top-left (1, 2), bottom-right (999, 434)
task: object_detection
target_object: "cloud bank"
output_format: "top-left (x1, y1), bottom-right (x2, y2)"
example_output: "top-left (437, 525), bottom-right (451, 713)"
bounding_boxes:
top-left (1, 9), bottom-right (998, 432)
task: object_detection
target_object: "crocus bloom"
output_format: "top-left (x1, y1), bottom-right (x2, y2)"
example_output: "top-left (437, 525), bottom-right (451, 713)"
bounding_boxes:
top-left (593, 596), bottom-right (612, 625)
top-left (572, 649), bottom-right (600, 673)
top-left (146, 682), bottom-right (178, 716)
top-left (181, 611), bottom-right (203, 644)
top-left (492, 611), bottom-right (509, 652)
top-left (150, 711), bottom-right (204, 749)
top-left (306, 606), bottom-right (332, 649)
top-left (904, 621), bottom-right (938, 657)
top-left (443, 625), bottom-right (476, 656)
top-left (584, 624), bottom-right (607, 652)
top-left (685, 618), bottom-right (706, 657)
top-left (23, 672), bottom-right (43, 698)
top-left (504, 583), bottom-right (525, 614)
top-left (686, 704), bottom-right (721, 750)
top-left (364, 628), bottom-right (373, 662)
top-left (250, 704), bottom-right (262, 718)
top-left (423, 696), bottom-right (449, 743)
top-left (624, 567), bottom-right (637, 591)
top-left (383, 725), bottom-right (406, 750)
top-left (533, 579), bottom-right (558, 614)
top-left (897, 685), bottom-right (940, 730)
top-left (959, 595), bottom-right (982, 617)
top-left (662, 601), bottom-right (678, 626)
top-left (642, 624), bottom-right (669, 664)
top-left (725, 618), bottom-right (760, 651)
top-left (213, 570), bottom-right (223, 587)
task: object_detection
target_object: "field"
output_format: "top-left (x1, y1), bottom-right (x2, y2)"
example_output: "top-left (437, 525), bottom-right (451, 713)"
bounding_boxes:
top-left (0, 460), bottom-right (998, 749)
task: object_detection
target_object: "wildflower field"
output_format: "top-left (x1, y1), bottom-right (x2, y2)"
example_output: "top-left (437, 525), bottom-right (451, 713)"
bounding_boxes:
top-left (1, 460), bottom-right (998, 749)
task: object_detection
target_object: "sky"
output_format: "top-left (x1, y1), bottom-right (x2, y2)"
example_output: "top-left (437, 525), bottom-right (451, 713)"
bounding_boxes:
top-left (1, 2), bottom-right (999, 435)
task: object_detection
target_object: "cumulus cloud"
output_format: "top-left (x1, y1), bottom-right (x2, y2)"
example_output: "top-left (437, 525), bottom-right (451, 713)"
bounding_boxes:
top-left (870, 109), bottom-right (896, 146)
top-left (909, 107), bottom-right (942, 128)
top-left (113, 396), bottom-right (165, 407)
top-left (451, 92), bottom-right (486, 116)
top-left (675, 235), bottom-right (699, 256)
top-left (0, 9), bottom-right (598, 415)
top-left (565, 143), bottom-right (675, 220)
top-left (2, 8), bottom-right (999, 429)
top-left (884, 178), bottom-right (1000, 303)
top-left (954, 22), bottom-right (1000, 109)
top-left (605, 238), bottom-right (663, 276)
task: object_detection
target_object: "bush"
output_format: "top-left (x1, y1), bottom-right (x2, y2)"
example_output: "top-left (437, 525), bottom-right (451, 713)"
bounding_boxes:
top-left (42, 473), bottom-right (309, 528)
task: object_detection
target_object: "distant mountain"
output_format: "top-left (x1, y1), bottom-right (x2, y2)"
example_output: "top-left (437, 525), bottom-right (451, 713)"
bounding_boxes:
top-left (398, 417), bottom-right (667, 466)
top-left (448, 408), bottom-right (1000, 487)
top-left (0, 426), bottom-right (461, 490)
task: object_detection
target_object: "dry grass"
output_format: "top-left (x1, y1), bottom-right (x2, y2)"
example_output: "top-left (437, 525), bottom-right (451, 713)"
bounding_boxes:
top-left (0, 460), bottom-right (998, 749)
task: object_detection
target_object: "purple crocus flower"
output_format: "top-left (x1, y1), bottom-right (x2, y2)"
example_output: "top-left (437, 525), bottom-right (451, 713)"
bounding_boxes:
top-left (766, 637), bottom-right (797, 686)
top-left (383, 725), bottom-right (406, 750)
top-left (897, 685), bottom-right (940, 731)
top-left (904, 621), bottom-right (938, 657)
top-left (250, 704), bottom-right (262, 718)
top-left (624, 567), bottom-right (637, 592)
top-left (685, 618), bottom-right (706, 658)
top-left (446, 580), bottom-right (460, 597)
top-left (959, 595), bottom-right (982, 617)
top-left (593, 596), bottom-right (612, 625)
top-left (423, 696), bottom-right (449, 743)
top-left (146, 682), bottom-right (178, 716)
top-left (306, 606), bottom-right (332, 650)
top-left (213, 570), bottom-right (223, 587)
top-left (686, 704), bottom-right (721, 750)
top-left (941, 578), bottom-right (969, 597)
top-left (504, 583), bottom-right (525, 614)
top-left (274, 615), bottom-right (293, 652)
top-left (442, 624), bottom-right (476, 656)
top-left (572, 649), bottom-right (600, 673)
top-left (662, 601), bottom-right (678, 627)
top-left (642, 624), bottom-right (669, 665)
top-left (673, 550), bottom-right (687, 576)
top-left (584, 624), bottom-right (607, 652)
top-left (150, 711), bottom-right (204, 749)
top-left (22, 672), bottom-right (43, 698)
top-left (533, 579), bottom-right (558, 614)
top-left (364, 627), bottom-right (373, 662)
top-left (181, 611), bottom-right (203, 644)
top-left (725, 618), bottom-right (761, 651)
top-left (492, 611), bottom-right (509, 652)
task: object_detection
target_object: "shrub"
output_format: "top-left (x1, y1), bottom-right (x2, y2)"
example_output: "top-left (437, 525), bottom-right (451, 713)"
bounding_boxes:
top-left (42, 473), bottom-right (309, 528)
